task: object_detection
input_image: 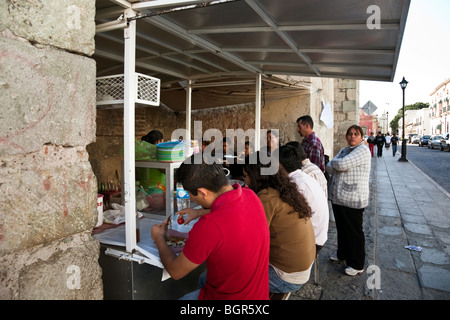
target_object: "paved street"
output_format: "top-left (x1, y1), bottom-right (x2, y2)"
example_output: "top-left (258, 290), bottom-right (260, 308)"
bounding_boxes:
top-left (404, 144), bottom-right (450, 193)
top-left (290, 146), bottom-right (450, 300)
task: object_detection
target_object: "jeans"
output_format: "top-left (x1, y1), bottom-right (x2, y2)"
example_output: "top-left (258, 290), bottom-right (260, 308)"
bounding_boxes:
top-left (392, 144), bottom-right (397, 156)
top-left (269, 265), bottom-right (303, 293)
top-left (179, 271), bottom-right (207, 300)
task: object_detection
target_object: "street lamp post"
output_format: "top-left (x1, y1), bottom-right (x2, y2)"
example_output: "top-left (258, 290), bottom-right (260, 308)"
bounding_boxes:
top-left (386, 112), bottom-right (389, 133)
top-left (399, 77), bottom-right (408, 162)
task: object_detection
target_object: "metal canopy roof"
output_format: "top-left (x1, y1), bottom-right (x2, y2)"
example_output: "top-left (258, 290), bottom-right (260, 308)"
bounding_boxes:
top-left (95, 0), bottom-right (410, 111)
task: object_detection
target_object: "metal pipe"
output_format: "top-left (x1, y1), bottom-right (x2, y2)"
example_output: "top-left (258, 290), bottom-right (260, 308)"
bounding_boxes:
top-left (123, 9), bottom-right (138, 252)
top-left (96, 20), bottom-right (128, 33)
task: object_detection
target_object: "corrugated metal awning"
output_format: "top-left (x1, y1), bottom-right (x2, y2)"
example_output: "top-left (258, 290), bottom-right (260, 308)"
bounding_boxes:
top-left (95, 0), bottom-right (410, 110)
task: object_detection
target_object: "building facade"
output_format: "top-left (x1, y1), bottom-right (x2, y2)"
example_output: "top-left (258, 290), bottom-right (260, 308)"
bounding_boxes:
top-left (430, 78), bottom-right (450, 135)
top-left (359, 108), bottom-right (378, 135)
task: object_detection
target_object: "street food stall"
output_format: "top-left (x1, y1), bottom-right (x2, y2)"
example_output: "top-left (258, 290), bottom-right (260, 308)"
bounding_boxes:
top-left (92, 0), bottom-right (410, 299)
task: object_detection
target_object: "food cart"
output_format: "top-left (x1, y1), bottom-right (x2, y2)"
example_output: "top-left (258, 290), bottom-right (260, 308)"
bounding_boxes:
top-left (92, 0), bottom-right (410, 299)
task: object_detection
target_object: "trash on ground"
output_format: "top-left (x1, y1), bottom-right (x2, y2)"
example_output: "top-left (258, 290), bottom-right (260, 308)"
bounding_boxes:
top-left (404, 245), bottom-right (422, 252)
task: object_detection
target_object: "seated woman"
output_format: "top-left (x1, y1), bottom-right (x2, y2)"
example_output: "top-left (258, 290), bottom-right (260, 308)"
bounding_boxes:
top-left (242, 153), bottom-right (316, 293)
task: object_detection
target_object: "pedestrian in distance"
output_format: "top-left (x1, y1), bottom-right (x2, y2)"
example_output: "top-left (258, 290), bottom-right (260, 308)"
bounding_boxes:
top-left (296, 115), bottom-right (326, 173)
top-left (374, 131), bottom-right (386, 157)
top-left (326, 125), bottom-right (371, 276)
top-left (391, 133), bottom-right (399, 157)
top-left (385, 133), bottom-right (391, 149)
top-left (243, 152), bottom-right (316, 294)
top-left (367, 132), bottom-right (376, 157)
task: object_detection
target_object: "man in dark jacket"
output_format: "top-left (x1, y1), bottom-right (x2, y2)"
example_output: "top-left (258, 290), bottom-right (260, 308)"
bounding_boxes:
top-left (375, 132), bottom-right (386, 158)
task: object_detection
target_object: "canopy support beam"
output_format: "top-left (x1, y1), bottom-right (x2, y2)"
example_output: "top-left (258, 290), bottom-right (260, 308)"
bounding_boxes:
top-left (123, 8), bottom-right (137, 253)
top-left (255, 73), bottom-right (261, 151)
top-left (186, 79), bottom-right (192, 144)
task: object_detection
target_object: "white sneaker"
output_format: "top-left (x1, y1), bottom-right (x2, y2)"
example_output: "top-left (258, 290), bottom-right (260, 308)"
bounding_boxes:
top-left (345, 267), bottom-right (364, 276)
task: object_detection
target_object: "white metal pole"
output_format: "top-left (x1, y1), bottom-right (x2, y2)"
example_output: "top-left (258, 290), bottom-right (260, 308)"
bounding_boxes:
top-left (255, 73), bottom-right (261, 151)
top-left (186, 79), bottom-right (192, 145)
top-left (123, 10), bottom-right (137, 252)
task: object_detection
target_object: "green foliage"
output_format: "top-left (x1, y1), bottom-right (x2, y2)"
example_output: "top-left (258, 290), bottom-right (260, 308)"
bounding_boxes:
top-left (390, 102), bottom-right (429, 133)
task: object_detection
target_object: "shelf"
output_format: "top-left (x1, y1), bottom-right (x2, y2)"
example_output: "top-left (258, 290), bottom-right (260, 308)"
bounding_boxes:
top-left (135, 161), bottom-right (182, 217)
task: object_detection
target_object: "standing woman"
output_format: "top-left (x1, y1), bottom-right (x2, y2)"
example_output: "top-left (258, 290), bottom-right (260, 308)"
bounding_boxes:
top-left (326, 125), bottom-right (371, 276)
top-left (243, 153), bottom-right (316, 293)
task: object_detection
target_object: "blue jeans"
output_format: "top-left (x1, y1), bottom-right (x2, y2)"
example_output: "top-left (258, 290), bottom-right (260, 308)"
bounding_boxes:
top-left (179, 271), bottom-right (207, 300)
top-left (392, 144), bottom-right (397, 156)
top-left (269, 265), bottom-right (303, 293)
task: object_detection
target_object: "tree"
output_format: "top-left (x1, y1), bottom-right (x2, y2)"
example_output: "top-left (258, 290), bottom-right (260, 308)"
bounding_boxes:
top-left (390, 102), bottom-right (429, 133)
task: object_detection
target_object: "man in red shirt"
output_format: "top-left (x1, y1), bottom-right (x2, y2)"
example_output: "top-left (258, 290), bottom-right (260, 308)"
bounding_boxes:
top-left (151, 157), bottom-right (270, 300)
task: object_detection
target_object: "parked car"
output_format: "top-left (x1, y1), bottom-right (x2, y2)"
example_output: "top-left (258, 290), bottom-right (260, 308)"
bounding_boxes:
top-left (411, 135), bottom-right (421, 144)
top-left (419, 135), bottom-right (431, 147)
top-left (428, 135), bottom-right (443, 149)
top-left (408, 133), bottom-right (418, 143)
top-left (440, 133), bottom-right (450, 151)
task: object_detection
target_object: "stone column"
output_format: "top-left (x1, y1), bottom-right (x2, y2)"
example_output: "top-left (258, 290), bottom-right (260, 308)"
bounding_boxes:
top-left (0, 0), bottom-right (102, 299)
top-left (333, 79), bottom-right (360, 156)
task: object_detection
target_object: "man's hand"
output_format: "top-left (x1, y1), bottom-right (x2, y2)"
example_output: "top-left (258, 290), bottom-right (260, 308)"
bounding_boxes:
top-left (150, 218), bottom-right (200, 280)
top-left (176, 208), bottom-right (210, 225)
top-left (151, 219), bottom-right (168, 242)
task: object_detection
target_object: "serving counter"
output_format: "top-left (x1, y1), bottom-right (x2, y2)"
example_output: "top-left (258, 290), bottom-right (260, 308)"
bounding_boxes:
top-left (93, 160), bottom-right (206, 299)
top-left (94, 217), bottom-right (205, 299)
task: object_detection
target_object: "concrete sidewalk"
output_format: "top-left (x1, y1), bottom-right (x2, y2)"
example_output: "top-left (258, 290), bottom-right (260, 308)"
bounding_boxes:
top-left (291, 147), bottom-right (450, 300)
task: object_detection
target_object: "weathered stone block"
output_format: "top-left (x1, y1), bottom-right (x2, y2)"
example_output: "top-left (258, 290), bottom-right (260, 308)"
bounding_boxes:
top-left (347, 88), bottom-right (357, 101)
top-left (0, 0), bottom-right (95, 56)
top-left (338, 79), bottom-right (357, 89)
top-left (0, 35), bottom-right (97, 156)
top-left (0, 145), bottom-right (97, 254)
top-left (343, 100), bottom-right (357, 112)
top-left (0, 232), bottom-right (102, 300)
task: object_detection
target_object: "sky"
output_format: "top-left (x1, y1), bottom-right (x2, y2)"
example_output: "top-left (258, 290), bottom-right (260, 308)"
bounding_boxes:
top-left (359, 0), bottom-right (450, 117)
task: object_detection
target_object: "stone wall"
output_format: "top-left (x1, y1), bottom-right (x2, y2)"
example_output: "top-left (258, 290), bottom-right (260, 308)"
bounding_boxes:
top-left (0, 0), bottom-right (102, 299)
top-left (333, 79), bottom-right (360, 156)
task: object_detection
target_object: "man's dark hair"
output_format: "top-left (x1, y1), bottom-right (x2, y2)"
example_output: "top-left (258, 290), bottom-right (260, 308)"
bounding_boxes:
top-left (296, 115), bottom-right (314, 129)
top-left (285, 141), bottom-right (307, 161)
top-left (142, 130), bottom-right (163, 144)
top-left (175, 155), bottom-right (229, 196)
top-left (279, 145), bottom-right (302, 173)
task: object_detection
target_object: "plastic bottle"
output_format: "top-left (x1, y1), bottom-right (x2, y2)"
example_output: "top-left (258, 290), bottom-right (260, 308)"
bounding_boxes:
top-left (176, 183), bottom-right (190, 211)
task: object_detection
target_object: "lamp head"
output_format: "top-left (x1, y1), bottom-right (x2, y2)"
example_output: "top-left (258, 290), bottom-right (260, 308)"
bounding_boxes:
top-left (399, 77), bottom-right (408, 90)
